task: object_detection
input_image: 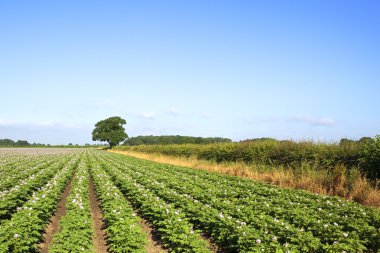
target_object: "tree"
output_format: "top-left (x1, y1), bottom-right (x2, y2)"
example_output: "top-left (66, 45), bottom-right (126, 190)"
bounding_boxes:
top-left (15, 140), bottom-right (30, 146)
top-left (339, 138), bottom-right (355, 146)
top-left (92, 116), bottom-right (128, 148)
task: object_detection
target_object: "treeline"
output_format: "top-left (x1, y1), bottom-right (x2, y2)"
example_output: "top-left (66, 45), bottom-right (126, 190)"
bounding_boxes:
top-left (0, 139), bottom-right (99, 148)
top-left (116, 136), bottom-right (380, 179)
top-left (0, 139), bottom-right (47, 147)
top-left (123, 135), bottom-right (232, 146)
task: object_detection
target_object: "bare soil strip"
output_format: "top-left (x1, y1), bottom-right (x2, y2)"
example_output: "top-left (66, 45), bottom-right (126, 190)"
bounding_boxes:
top-left (89, 177), bottom-right (108, 253)
top-left (201, 234), bottom-right (223, 253)
top-left (137, 213), bottom-right (167, 253)
top-left (38, 175), bottom-right (75, 253)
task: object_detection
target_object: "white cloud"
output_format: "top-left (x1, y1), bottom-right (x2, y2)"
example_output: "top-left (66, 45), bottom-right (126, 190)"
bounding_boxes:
top-left (0, 119), bottom-right (89, 129)
top-left (95, 99), bottom-right (115, 108)
top-left (0, 119), bottom-right (92, 144)
top-left (247, 115), bottom-right (335, 127)
top-left (200, 113), bottom-right (211, 119)
top-left (138, 112), bottom-right (155, 120)
top-left (287, 116), bottom-right (335, 126)
top-left (169, 107), bottom-right (180, 117)
top-left (40, 121), bottom-right (55, 127)
top-left (0, 119), bottom-right (18, 127)
top-left (250, 118), bottom-right (281, 124)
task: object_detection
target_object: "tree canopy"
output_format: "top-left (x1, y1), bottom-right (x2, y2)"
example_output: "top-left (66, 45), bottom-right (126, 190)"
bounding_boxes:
top-left (0, 139), bottom-right (31, 146)
top-left (92, 116), bottom-right (128, 148)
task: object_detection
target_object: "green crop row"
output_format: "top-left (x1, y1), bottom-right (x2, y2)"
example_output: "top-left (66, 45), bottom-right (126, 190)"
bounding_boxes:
top-left (0, 155), bottom-right (56, 191)
top-left (0, 154), bottom-right (73, 221)
top-left (88, 155), bottom-right (147, 252)
top-left (0, 153), bottom-right (80, 253)
top-left (93, 154), bottom-right (211, 252)
top-left (126, 155), bottom-right (380, 230)
top-left (101, 153), bottom-right (314, 252)
top-left (50, 155), bottom-right (93, 253)
top-left (1, 148), bottom-right (378, 252)
top-left (99, 151), bottom-right (380, 252)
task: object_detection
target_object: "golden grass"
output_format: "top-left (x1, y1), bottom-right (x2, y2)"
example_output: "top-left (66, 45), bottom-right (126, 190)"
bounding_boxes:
top-left (109, 150), bottom-right (380, 208)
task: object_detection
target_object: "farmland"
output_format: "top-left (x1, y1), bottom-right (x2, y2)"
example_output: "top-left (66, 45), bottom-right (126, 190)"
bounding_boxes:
top-left (115, 138), bottom-right (380, 207)
top-left (0, 148), bottom-right (379, 252)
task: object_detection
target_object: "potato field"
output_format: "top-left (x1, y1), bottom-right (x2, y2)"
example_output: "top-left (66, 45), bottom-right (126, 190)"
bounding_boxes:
top-left (0, 148), bottom-right (379, 253)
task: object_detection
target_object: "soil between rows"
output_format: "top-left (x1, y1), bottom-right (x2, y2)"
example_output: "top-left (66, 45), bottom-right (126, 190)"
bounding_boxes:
top-left (89, 177), bottom-right (108, 253)
top-left (38, 175), bottom-right (75, 253)
top-left (137, 215), bottom-right (167, 253)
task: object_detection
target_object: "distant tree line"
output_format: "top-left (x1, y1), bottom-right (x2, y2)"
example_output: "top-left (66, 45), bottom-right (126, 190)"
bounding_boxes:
top-left (123, 135), bottom-right (232, 146)
top-left (338, 137), bottom-right (373, 146)
top-left (239, 137), bottom-right (278, 143)
top-left (0, 139), bottom-right (99, 147)
top-left (0, 139), bottom-right (47, 147)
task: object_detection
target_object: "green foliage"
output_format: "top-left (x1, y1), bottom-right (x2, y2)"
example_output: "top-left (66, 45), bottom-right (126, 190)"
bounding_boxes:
top-left (360, 135), bottom-right (380, 178)
top-left (123, 135), bottom-right (231, 146)
top-left (0, 156), bottom-right (70, 221)
top-left (117, 137), bottom-right (380, 178)
top-left (0, 153), bottom-right (80, 253)
top-left (96, 151), bottom-right (380, 252)
top-left (0, 139), bottom-right (58, 147)
top-left (99, 154), bottom-right (211, 252)
top-left (50, 157), bottom-right (93, 253)
top-left (92, 116), bottom-right (128, 149)
top-left (88, 156), bottom-right (147, 252)
top-left (1, 149), bottom-right (379, 252)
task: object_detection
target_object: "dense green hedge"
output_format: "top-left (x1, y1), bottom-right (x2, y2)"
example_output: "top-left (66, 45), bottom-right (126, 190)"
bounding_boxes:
top-left (122, 135), bottom-right (231, 146)
top-left (116, 137), bottom-right (380, 179)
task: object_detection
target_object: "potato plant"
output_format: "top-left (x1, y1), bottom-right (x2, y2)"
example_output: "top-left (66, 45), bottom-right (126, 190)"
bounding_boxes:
top-left (100, 151), bottom-right (380, 252)
top-left (49, 157), bottom-right (93, 253)
top-left (0, 155), bottom-right (72, 221)
top-left (88, 156), bottom-right (147, 252)
top-left (93, 155), bottom-right (211, 252)
top-left (0, 154), bottom-right (80, 253)
top-left (0, 148), bottom-right (379, 252)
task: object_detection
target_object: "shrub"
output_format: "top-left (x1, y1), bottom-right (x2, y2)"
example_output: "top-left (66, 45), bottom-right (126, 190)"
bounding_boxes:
top-left (360, 135), bottom-right (380, 178)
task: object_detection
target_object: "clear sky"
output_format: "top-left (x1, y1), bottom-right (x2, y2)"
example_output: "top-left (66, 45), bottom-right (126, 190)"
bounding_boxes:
top-left (0, 1), bottom-right (379, 144)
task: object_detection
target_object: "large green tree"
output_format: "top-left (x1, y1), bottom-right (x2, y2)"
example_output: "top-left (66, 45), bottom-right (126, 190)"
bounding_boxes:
top-left (92, 116), bottom-right (128, 148)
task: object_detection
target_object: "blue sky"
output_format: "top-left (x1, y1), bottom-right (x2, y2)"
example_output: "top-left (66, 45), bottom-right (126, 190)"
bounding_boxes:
top-left (0, 1), bottom-right (379, 144)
